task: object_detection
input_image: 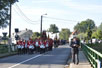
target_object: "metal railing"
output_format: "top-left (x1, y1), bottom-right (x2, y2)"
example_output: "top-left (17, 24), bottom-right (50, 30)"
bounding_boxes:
top-left (0, 44), bottom-right (17, 54)
top-left (81, 43), bottom-right (102, 68)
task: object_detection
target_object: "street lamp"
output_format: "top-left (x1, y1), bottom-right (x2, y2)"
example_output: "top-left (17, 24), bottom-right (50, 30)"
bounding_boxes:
top-left (40, 13), bottom-right (47, 34)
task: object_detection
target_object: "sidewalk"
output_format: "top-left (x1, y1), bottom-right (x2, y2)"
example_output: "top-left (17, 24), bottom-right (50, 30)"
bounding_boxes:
top-left (69, 51), bottom-right (92, 68)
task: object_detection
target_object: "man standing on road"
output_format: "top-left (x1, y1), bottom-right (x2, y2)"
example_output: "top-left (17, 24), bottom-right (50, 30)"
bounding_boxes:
top-left (70, 37), bottom-right (80, 64)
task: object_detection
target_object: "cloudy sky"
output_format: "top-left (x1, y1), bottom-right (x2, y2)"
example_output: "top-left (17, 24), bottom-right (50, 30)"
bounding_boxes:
top-left (0, 0), bottom-right (102, 36)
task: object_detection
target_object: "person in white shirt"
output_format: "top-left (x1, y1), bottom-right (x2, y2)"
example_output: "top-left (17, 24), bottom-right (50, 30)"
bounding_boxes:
top-left (17, 42), bottom-right (21, 55)
top-left (29, 44), bottom-right (34, 54)
top-left (40, 41), bottom-right (45, 54)
top-left (35, 40), bottom-right (39, 52)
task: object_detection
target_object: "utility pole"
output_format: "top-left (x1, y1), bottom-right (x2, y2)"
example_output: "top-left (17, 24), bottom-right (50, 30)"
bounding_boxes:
top-left (8, 1), bottom-right (12, 53)
top-left (40, 13), bottom-right (47, 35)
top-left (9, 2), bottom-right (12, 38)
top-left (40, 15), bottom-right (43, 34)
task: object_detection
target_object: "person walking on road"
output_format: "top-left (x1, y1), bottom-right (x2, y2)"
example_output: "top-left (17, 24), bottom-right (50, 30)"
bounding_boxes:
top-left (70, 37), bottom-right (80, 64)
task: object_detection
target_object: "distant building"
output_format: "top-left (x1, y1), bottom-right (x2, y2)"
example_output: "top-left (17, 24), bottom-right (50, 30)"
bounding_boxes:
top-left (12, 29), bottom-right (33, 43)
top-left (46, 32), bottom-right (59, 40)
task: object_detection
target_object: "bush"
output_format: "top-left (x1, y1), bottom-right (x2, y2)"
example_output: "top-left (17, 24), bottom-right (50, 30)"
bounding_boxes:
top-left (87, 43), bottom-right (102, 53)
top-left (0, 45), bottom-right (8, 53)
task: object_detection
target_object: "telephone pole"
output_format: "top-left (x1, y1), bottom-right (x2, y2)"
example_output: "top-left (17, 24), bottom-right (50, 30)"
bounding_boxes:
top-left (40, 13), bottom-right (47, 34)
top-left (8, 1), bottom-right (12, 53)
top-left (40, 15), bottom-right (43, 34)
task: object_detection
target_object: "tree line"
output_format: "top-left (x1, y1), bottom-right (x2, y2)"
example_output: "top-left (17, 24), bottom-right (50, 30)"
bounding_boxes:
top-left (75, 19), bottom-right (102, 42)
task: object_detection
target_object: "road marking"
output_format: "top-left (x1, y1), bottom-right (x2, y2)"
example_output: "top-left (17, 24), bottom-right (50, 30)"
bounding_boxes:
top-left (8, 54), bottom-right (42, 68)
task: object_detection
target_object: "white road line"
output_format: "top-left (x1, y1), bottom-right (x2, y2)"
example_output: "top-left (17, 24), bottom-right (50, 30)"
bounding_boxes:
top-left (8, 54), bottom-right (42, 68)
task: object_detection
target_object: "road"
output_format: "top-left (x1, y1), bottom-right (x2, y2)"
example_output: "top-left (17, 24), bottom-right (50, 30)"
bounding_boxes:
top-left (0, 45), bottom-right (71, 68)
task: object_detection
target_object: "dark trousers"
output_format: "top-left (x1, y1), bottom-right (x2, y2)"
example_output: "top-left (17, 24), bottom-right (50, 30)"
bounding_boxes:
top-left (71, 48), bottom-right (79, 64)
top-left (18, 48), bottom-right (21, 54)
top-left (40, 48), bottom-right (45, 54)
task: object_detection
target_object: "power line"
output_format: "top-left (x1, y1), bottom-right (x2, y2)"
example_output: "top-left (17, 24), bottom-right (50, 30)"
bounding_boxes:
top-left (14, 3), bottom-right (40, 23)
top-left (44, 16), bottom-right (79, 22)
top-left (13, 6), bottom-right (40, 25)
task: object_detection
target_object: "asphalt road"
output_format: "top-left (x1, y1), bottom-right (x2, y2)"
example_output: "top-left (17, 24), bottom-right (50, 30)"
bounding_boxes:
top-left (0, 45), bottom-right (71, 68)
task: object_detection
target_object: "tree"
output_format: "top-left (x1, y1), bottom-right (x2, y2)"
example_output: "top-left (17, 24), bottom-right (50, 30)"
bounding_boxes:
top-left (32, 32), bottom-right (40, 40)
top-left (74, 19), bottom-right (95, 33)
top-left (48, 24), bottom-right (59, 33)
top-left (0, 0), bottom-right (18, 28)
top-left (92, 31), bottom-right (97, 38)
top-left (59, 28), bottom-right (71, 40)
top-left (86, 27), bottom-right (92, 40)
top-left (77, 33), bottom-right (87, 40)
top-left (98, 22), bottom-right (102, 30)
top-left (96, 29), bottom-right (102, 40)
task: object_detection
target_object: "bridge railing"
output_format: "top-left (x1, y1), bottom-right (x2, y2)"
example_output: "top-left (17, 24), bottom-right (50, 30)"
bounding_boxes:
top-left (81, 43), bottom-right (102, 68)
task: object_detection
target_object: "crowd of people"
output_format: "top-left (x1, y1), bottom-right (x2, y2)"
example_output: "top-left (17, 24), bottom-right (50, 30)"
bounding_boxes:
top-left (16, 38), bottom-right (53, 54)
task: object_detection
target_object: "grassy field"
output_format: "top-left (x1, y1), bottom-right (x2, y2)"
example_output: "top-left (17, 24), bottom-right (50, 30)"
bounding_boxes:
top-left (87, 43), bottom-right (102, 53)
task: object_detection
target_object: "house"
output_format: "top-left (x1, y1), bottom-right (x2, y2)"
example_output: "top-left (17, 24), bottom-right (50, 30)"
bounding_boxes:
top-left (12, 29), bottom-right (33, 43)
top-left (18, 29), bottom-right (33, 40)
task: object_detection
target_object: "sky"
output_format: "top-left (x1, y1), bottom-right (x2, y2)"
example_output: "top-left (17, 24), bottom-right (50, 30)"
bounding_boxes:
top-left (0, 0), bottom-right (102, 36)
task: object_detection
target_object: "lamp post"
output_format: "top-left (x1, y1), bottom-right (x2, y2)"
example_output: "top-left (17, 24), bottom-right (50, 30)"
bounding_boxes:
top-left (40, 13), bottom-right (47, 34)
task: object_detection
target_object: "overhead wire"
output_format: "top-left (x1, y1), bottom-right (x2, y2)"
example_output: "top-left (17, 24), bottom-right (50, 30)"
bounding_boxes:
top-left (44, 16), bottom-right (79, 23)
top-left (13, 6), bottom-right (40, 25)
top-left (13, 3), bottom-right (79, 25)
top-left (14, 3), bottom-right (40, 23)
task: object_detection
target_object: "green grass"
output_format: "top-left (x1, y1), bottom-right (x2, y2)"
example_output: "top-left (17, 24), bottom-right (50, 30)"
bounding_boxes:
top-left (87, 43), bottom-right (102, 53)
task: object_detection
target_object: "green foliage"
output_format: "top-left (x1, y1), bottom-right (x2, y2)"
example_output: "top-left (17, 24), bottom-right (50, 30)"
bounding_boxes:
top-left (59, 28), bottom-right (71, 40)
top-left (96, 29), bottom-right (102, 39)
top-left (91, 31), bottom-right (97, 38)
top-left (48, 24), bottom-right (59, 33)
top-left (77, 33), bottom-right (87, 40)
top-left (87, 43), bottom-right (102, 53)
top-left (74, 19), bottom-right (95, 33)
top-left (0, 0), bottom-right (18, 28)
top-left (86, 27), bottom-right (92, 40)
top-left (92, 29), bottom-right (102, 40)
top-left (32, 32), bottom-right (40, 40)
top-left (98, 23), bottom-right (102, 30)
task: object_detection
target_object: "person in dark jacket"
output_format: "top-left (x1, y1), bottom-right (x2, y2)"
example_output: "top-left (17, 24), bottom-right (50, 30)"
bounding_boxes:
top-left (70, 37), bottom-right (80, 64)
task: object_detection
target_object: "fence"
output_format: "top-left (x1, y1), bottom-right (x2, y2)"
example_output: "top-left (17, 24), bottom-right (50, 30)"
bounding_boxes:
top-left (0, 45), bottom-right (8, 53)
top-left (81, 43), bottom-right (102, 68)
top-left (0, 44), bottom-right (17, 54)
